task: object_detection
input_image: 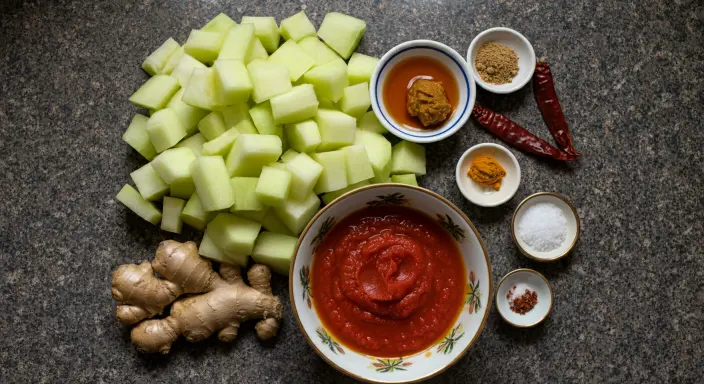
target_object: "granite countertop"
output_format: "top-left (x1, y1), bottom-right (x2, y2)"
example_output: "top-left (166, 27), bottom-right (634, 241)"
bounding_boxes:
top-left (1, 0), bottom-right (702, 382)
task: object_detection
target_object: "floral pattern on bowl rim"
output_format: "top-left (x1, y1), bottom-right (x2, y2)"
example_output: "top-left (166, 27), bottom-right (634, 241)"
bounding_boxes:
top-left (290, 184), bottom-right (493, 383)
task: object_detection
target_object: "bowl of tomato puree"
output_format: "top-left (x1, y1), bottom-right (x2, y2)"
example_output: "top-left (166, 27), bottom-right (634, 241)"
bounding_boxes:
top-left (290, 184), bottom-right (492, 383)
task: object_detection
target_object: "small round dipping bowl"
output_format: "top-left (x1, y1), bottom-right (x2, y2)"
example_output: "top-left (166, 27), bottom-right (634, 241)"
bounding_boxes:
top-left (511, 192), bottom-right (581, 261)
top-left (467, 27), bottom-right (536, 94)
top-left (496, 269), bottom-right (553, 327)
top-left (455, 143), bottom-right (520, 207)
top-left (370, 40), bottom-right (476, 143)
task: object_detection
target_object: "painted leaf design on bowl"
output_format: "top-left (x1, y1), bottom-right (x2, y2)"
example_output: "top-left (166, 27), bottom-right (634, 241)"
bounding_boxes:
top-left (371, 357), bottom-right (412, 373)
top-left (436, 322), bottom-right (465, 354)
top-left (436, 213), bottom-right (465, 242)
top-left (299, 265), bottom-right (312, 308)
top-left (310, 216), bottom-right (336, 251)
top-left (316, 327), bottom-right (345, 355)
top-left (466, 270), bottom-right (482, 314)
top-left (366, 193), bottom-right (408, 206)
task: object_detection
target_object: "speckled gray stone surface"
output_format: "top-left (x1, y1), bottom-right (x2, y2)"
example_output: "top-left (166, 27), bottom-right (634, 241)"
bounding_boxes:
top-left (1, 0), bottom-right (702, 383)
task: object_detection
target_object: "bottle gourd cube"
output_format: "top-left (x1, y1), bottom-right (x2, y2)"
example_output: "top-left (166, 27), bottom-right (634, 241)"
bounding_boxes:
top-left (226, 134), bottom-right (283, 177)
top-left (116, 185), bottom-right (162, 225)
top-left (251, 232), bottom-right (298, 275)
top-left (315, 109), bottom-right (356, 151)
top-left (317, 12), bottom-right (367, 60)
top-left (190, 156), bottom-right (235, 211)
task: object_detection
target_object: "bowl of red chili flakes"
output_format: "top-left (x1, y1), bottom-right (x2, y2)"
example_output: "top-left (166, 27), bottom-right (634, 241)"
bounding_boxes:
top-left (290, 184), bottom-right (493, 383)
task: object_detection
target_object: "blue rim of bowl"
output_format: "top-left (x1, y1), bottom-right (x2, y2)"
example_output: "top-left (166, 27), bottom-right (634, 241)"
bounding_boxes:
top-left (372, 44), bottom-right (472, 140)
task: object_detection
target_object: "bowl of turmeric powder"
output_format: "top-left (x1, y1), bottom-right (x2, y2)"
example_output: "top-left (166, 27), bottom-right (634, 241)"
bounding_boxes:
top-left (455, 143), bottom-right (520, 207)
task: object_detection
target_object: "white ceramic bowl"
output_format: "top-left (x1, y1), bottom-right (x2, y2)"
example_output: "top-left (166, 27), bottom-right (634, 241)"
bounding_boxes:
top-left (495, 269), bottom-right (553, 327)
top-left (456, 143), bottom-right (521, 207)
top-left (370, 40), bottom-right (476, 143)
top-left (290, 184), bottom-right (492, 383)
top-left (511, 192), bottom-right (581, 261)
top-left (467, 27), bottom-right (536, 94)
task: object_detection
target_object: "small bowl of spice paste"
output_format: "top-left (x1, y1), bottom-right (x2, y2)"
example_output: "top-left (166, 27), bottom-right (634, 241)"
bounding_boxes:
top-left (496, 269), bottom-right (553, 327)
top-left (370, 40), bottom-right (476, 143)
top-left (511, 192), bottom-right (581, 261)
top-left (467, 27), bottom-right (536, 94)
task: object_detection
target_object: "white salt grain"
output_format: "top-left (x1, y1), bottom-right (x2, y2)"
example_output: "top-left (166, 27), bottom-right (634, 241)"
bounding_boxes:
top-left (517, 202), bottom-right (567, 252)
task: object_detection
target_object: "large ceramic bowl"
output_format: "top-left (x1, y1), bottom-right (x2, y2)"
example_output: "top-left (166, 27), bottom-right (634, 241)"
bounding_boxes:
top-left (290, 184), bottom-right (492, 383)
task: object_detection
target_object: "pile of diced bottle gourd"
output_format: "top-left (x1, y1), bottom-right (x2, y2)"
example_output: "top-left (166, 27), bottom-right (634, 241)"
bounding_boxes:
top-left (116, 11), bottom-right (427, 275)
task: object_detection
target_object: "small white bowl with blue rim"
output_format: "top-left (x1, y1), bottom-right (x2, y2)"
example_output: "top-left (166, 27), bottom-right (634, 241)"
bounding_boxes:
top-left (369, 40), bottom-right (476, 143)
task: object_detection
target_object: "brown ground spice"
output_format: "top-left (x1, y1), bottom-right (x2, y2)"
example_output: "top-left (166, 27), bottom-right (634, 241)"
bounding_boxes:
top-left (474, 42), bottom-right (519, 84)
top-left (508, 287), bottom-right (538, 315)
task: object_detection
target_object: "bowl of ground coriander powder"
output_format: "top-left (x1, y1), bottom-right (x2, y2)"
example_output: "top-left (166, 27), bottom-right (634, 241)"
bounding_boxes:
top-left (467, 27), bottom-right (536, 94)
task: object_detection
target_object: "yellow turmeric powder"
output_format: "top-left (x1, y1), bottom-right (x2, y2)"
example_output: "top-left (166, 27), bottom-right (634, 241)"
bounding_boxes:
top-left (467, 155), bottom-right (506, 190)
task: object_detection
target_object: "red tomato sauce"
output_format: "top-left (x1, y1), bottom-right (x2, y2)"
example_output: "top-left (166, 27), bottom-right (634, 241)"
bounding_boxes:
top-left (312, 205), bottom-right (466, 357)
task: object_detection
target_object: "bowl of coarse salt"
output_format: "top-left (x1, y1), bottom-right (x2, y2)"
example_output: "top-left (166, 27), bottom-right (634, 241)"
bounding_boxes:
top-left (511, 192), bottom-right (580, 261)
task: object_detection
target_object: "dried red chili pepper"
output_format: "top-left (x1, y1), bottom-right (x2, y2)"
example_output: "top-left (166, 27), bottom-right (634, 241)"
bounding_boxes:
top-left (471, 104), bottom-right (579, 161)
top-left (533, 61), bottom-right (580, 156)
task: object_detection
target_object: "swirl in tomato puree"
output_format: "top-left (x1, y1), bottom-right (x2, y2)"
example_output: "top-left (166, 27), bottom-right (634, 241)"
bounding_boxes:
top-left (312, 206), bottom-right (466, 357)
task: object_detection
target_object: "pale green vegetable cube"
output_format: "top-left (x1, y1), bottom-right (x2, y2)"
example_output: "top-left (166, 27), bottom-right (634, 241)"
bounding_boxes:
top-left (261, 209), bottom-right (294, 236)
top-left (252, 232), bottom-right (298, 275)
top-left (182, 68), bottom-right (222, 110)
top-left (160, 46), bottom-right (185, 75)
top-left (143, 38), bottom-right (180, 76)
top-left (130, 163), bottom-right (169, 201)
top-left (315, 109), bottom-right (356, 151)
top-left (246, 38), bottom-right (269, 63)
top-left (322, 180), bottom-right (370, 204)
top-left (391, 174), bottom-right (418, 186)
top-left (270, 84), bottom-right (319, 125)
top-left (285, 120), bottom-right (321, 153)
top-left (241, 16), bottom-right (280, 53)
top-left (230, 177), bottom-right (265, 212)
top-left (256, 166), bottom-right (292, 207)
top-left (390, 140), bottom-right (426, 175)
top-left (311, 150), bottom-right (348, 194)
top-left (247, 60), bottom-right (292, 103)
top-left (213, 59), bottom-right (252, 105)
top-left (226, 134), bottom-right (283, 176)
top-left (190, 156), bottom-right (235, 211)
top-left (318, 98), bottom-right (337, 109)
top-left (151, 147), bottom-right (196, 184)
top-left (147, 109), bottom-right (187, 153)
top-left (273, 191), bottom-right (320, 235)
top-left (234, 208), bottom-right (269, 223)
top-left (207, 213), bottom-right (261, 255)
top-left (116, 185), bottom-right (162, 225)
top-left (268, 40), bottom-right (315, 82)
top-left (181, 192), bottom-right (216, 231)
top-left (129, 75), bottom-right (180, 110)
top-left (219, 23), bottom-right (255, 61)
top-left (161, 196), bottom-right (186, 233)
top-left (355, 130), bottom-right (392, 182)
top-left (280, 11), bottom-right (316, 41)
top-left (221, 103), bottom-right (255, 131)
top-left (302, 58), bottom-right (348, 102)
top-left (343, 145), bottom-right (374, 184)
top-left (122, 114), bottom-right (157, 160)
top-left (233, 119), bottom-right (258, 135)
top-left (298, 36), bottom-right (340, 67)
top-left (184, 29), bottom-right (224, 63)
top-left (198, 111), bottom-right (227, 141)
top-left (348, 53), bottom-right (379, 85)
top-left (280, 149), bottom-right (300, 163)
top-left (317, 13), bottom-right (367, 60)
top-left (357, 110), bottom-right (386, 134)
top-left (202, 13), bottom-right (237, 33)
top-left (199, 229), bottom-right (248, 266)
top-left (167, 88), bottom-right (209, 135)
top-left (175, 133), bottom-right (206, 156)
top-left (170, 54), bottom-right (207, 88)
top-left (286, 152), bottom-right (323, 201)
top-left (201, 126), bottom-right (240, 157)
top-left (249, 102), bottom-right (282, 137)
top-left (339, 82), bottom-right (371, 118)
top-left (169, 179), bottom-right (195, 199)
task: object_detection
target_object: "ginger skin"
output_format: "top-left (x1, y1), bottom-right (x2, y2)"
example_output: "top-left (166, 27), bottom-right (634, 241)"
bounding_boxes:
top-left (112, 240), bottom-right (284, 354)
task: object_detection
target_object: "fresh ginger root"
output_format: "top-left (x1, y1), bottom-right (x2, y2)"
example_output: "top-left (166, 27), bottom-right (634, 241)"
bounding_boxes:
top-left (111, 240), bottom-right (283, 354)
